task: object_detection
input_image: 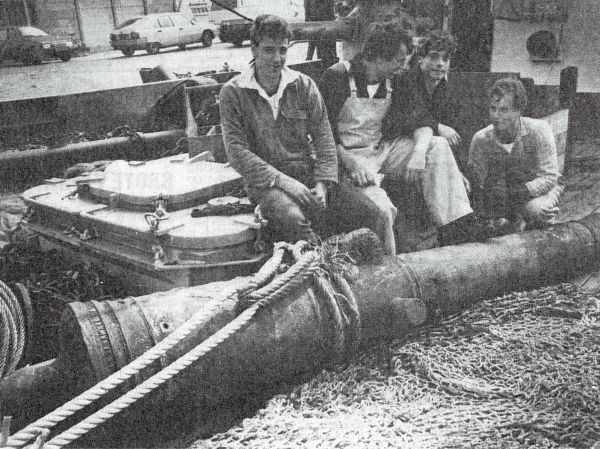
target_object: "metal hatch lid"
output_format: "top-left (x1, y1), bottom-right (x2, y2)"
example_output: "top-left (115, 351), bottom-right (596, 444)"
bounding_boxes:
top-left (84, 156), bottom-right (244, 211)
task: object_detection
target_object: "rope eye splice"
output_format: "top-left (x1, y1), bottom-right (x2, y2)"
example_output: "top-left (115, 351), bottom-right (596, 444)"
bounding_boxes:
top-left (1, 236), bottom-right (367, 449)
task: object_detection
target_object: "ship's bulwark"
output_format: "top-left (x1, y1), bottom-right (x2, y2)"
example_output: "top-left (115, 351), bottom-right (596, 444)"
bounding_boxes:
top-left (1, 215), bottom-right (599, 447)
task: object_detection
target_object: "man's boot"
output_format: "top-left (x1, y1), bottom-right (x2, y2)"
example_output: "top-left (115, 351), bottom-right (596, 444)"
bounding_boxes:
top-left (437, 213), bottom-right (498, 247)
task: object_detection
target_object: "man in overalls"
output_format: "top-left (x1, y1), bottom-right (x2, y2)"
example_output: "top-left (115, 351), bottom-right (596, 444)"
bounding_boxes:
top-left (220, 15), bottom-right (389, 246)
top-left (320, 23), bottom-right (483, 250)
top-left (319, 23), bottom-right (409, 254)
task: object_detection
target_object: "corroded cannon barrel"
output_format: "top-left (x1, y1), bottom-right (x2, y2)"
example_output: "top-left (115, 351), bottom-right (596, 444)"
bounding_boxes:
top-left (1, 214), bottom-right (600, 446)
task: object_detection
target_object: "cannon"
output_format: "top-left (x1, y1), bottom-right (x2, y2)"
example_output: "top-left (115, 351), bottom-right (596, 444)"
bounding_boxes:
top-left (1, 213), bottom-right (600, 448)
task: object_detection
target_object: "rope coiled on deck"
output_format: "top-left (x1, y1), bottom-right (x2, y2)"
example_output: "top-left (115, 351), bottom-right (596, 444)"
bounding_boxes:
top-left (0, 279), bottom-right (25, 379)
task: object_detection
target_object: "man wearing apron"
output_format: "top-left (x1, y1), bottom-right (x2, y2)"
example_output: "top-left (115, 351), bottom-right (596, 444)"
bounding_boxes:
top-left (321, 23), bottom-right (485, 249)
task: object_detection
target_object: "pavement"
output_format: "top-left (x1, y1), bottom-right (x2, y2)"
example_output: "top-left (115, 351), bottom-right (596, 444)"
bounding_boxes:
top-left (0, 40), bottom-right (311, 101)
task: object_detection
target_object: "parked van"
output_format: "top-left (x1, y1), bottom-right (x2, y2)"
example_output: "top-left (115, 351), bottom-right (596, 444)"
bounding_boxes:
top-left (183, 0), bottom-right (303, 46)
top-left (185, 0), bottom-right (303, 27)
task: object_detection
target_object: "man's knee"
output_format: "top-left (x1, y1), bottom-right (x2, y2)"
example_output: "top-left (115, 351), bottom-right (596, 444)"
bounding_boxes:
top-left (523, 195), bottom-right (557, 224)
top-left (427, 136), bottom-right (454, 162)
top-left (259, 189), bottom-right (312, 239)
top-left (362, 185), bottom-right (397, 224)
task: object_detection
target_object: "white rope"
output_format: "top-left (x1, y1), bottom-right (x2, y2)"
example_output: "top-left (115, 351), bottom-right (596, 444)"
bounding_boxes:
top-left (5, 244), bottom-right (291, 448)
top-left (43, 245), bottom-right (318, 449)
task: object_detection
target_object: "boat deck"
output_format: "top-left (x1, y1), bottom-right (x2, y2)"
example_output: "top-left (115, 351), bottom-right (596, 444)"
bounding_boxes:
top-left (2, 138), bottom-right (600, 288)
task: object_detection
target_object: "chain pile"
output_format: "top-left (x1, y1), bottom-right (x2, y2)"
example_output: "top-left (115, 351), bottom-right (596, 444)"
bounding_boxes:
top-left (0, 243), bottom-right (125, 364)
top-left (191, 283), bottom-right (600, 449)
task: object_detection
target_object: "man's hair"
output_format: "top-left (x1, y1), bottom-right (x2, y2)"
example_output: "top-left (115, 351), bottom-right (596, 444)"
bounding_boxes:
top-left (358, 23), bottom-right (413, 62)
top-left (250, 14), bottom-right (291, 46)
top-left (489, 78), bottom-right (528, 111)
top-left (415, 30), bottom-right (457, 58)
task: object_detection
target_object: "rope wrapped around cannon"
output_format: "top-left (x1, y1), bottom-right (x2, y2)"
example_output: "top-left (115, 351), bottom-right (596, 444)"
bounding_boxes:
top-left (1, 213), bottom-right (600, 447)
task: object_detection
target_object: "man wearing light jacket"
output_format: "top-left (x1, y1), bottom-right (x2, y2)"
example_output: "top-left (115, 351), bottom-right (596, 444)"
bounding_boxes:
top-left (469, 78), bottom-right (563, 232)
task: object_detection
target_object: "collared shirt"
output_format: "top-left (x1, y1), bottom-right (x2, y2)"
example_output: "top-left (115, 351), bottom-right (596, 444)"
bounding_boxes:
top-left (235, 63), bottom-right (300, 120)
top-left (219, 63), bottom-right (338, 200)
top-left (468, 116), bottom-right (559, 200)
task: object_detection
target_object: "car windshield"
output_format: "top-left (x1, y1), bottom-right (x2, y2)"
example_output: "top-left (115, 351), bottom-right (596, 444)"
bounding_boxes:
top-left (18, 27), bottom-right (49, 37)
top-left (115, 17), bottom-right (145, 29)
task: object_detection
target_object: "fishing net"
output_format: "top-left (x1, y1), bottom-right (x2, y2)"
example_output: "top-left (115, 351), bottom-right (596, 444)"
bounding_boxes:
top-left (191, 283), bottom-right (600, 449)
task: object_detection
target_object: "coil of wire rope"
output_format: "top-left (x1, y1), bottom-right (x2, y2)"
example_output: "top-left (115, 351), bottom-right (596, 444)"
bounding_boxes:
top-left (0, 279), bottom-right (26, 379)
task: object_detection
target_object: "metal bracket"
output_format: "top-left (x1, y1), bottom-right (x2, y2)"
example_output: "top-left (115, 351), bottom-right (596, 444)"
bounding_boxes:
top-left (64, 225), bottom-right (98, 241)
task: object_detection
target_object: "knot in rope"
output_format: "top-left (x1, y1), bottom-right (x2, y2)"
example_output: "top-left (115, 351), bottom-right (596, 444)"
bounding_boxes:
top-left (312, 263), bottom-right (362, 363)
top-left (237, 241), bottom-right (315, 309)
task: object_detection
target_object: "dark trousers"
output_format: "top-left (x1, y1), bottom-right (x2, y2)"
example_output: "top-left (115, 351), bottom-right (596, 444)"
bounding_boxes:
top-left (259, 184), bottom-right (391, 247)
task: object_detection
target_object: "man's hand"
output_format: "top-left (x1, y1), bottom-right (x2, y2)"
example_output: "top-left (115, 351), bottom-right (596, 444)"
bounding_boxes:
top-left (438, 123), bottom-right (462, 148)
top-left (311, 181), bottom-right (328, 209)
top-left (277, 176), bottom-right (320, 209)
top-left (342, 152), bottom-right (377, 187)
top-left (404, 153), bottom-right (426, 184)
top-left (461, 173), bottom-right (471, 194)
top-left (540, 205), bottom-right (559, 221)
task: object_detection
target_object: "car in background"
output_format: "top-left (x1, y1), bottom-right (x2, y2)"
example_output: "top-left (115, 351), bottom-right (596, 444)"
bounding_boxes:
top-left (110, 13), bottom-right (217, 56)
top-left (218, 19), bottom-right (252, 47)
top-left (0, 26), bottom-right (79, 65)
top-left (190, 0), bottom-right (303, 47)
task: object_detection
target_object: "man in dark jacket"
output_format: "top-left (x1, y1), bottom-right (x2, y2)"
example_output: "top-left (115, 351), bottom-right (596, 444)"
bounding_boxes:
top-left (220, 15), bottom-right (388, 246)
top-left (402, 30), bottom-right (461, 150)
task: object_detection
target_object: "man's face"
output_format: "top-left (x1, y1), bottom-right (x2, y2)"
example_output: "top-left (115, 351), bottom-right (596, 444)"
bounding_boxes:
top-left (418, 50), bottom-right (450, 83)
top-left (489, 93), bottom-right (521, 134)
top-left (251, 36), bottom-right (289, 86)
top-left (375, 43), bottom-right (409, 80)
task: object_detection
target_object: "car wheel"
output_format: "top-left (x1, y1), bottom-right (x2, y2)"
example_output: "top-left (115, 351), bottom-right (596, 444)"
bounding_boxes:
top-left (178, 44), bottom-right (186, 51)
top-left (232, 38), bottom-right (244, 47)
top-left (201, 32), bottom-right (213, 48)
top-left (146, 42), bottom-right (160, 55)
top-left (58, 52), bottom-right (72, 62)
top-left (121, 48), bottom-right (135, 57)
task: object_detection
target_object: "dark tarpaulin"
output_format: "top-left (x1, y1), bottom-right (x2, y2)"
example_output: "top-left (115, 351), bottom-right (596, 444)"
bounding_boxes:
top-left (492, 0), bottom-right (569, 21)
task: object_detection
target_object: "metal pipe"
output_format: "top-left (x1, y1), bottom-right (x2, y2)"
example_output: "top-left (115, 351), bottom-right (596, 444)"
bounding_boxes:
top-left (289, 18), bottom-right (356, 42)
top-left (72, 0), bottom-right (85, 48)
top-left (0, 129), bottom-right (184, 185)
top-left (109, 0), bottom-right (118, 27)
top-left (21, 0), bottom-right (30, 25)
top-left (2, 214), bottom-right (599, 444)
